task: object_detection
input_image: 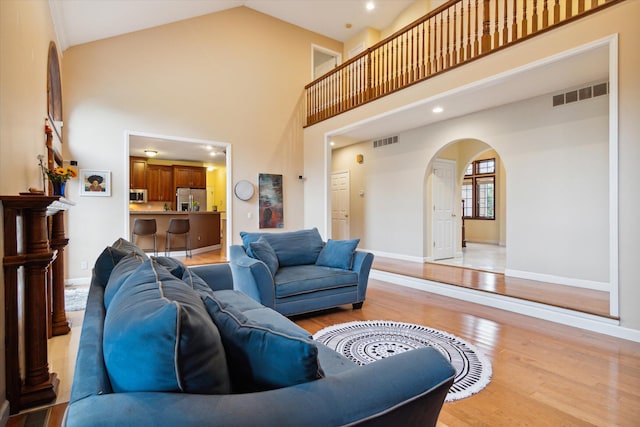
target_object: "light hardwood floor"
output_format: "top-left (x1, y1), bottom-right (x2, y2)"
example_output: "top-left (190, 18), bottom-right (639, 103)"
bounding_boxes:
top-left (10, 253), bottom-right (639, 426)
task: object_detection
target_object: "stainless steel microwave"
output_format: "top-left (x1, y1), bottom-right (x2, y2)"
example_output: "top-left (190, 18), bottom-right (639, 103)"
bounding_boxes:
top-left (129, 189), bottom-right (147, 203)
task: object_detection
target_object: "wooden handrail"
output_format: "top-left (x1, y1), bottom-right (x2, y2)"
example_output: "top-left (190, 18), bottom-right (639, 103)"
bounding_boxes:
top-left (305, 0), bottom-right (624, 126)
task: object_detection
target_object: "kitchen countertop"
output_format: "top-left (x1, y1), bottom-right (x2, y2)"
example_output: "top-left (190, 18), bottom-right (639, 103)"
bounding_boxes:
top-left (130, 211), bottom-right (221, 215)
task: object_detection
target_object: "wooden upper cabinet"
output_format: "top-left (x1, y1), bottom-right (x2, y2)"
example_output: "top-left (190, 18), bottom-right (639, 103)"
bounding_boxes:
top-left (130, 157), bottom-right (147, 189)
top-left (174, 166), bottom-right (206, 188)
top-left (147, 165), bottom-right (174, 203)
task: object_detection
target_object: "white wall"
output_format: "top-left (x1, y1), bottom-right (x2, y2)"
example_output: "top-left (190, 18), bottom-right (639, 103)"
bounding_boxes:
top-left (351, 91), bottom-right (609, 284)
top-left (305, 1), bottom-right (640, 330)
top-left (62, 7), bottom-right (342, 281)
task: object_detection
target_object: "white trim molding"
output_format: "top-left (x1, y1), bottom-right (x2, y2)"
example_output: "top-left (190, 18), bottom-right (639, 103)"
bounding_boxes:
top-left (371, 270), bottom-right (640, 343)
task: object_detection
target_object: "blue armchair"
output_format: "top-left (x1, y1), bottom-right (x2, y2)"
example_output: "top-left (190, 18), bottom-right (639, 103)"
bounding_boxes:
top-left (229, 228), bottom-right (374, 316)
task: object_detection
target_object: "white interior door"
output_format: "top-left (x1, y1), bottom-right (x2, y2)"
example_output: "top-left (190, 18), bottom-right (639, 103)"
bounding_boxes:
top-left (331, 171), bottom-right (350, 240)
top-left (432, 159), bottom-right (456, 260)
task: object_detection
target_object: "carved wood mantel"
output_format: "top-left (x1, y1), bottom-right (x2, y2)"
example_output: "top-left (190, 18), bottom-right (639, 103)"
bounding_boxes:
top-left (1, 195), bottom-right (73, 414)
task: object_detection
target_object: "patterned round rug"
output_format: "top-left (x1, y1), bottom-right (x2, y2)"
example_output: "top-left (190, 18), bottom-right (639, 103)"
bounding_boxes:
top-left (313, 320), bottom-right (492, 402)
top-left (65, 286), bottom-right (89, 312)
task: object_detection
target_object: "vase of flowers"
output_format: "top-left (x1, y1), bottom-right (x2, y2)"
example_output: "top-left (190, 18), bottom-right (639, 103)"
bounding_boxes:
top-left (39, 158), bottom-right (77, 196)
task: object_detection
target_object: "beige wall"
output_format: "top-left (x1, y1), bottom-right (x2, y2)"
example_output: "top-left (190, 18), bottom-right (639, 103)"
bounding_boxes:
top-left (61, 6), bottom-right (342, 280)
top-left (437, 146), bottom-right (506, 246)
top-left (305, 1), bottom-right (640, 331)
top-left (0, 0), bottom-right (60, 419)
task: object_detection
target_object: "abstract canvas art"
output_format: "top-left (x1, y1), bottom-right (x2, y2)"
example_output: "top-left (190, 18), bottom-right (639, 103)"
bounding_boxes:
top-left (258, 173), bottom-right (283, 228)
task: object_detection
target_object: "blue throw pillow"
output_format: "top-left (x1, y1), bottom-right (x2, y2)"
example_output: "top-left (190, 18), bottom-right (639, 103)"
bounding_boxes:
top-left (202, 290), bottom-right (323, 391)
top-left (93, 246), bottom-right (130, 286)
top-left (316, 238), bottom-right (360, 270)
top-left (104, 259), bottom-right (231, 394)
top-left (249, 237), bottom-right (279, 276)
top-left (239, 231), bottom-right (267, 258)
top-left (181, 268), bottom-right (214, 295)
top-left (151, 256), bottom-right (187, 278)
top-left (110, 237), bottom-right (149, 259)
top-left (103, 252), bottom-right (146, 308)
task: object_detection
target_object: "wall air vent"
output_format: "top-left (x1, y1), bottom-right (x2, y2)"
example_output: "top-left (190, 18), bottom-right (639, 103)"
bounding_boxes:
top-left (373, 135), bottom-right (399, 148)
top-left (553, 81), bottom-right (608, 107)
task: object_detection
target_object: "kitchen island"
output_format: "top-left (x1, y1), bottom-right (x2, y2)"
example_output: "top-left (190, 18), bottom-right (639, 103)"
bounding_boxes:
top-left (129, 211), bottom-right (221, 255)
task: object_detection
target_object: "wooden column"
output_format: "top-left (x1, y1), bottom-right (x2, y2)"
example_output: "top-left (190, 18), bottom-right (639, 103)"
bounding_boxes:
top-left (1, 195), bottom-right (65, 414)
top-left (50, 208), bottom-right (70, 336)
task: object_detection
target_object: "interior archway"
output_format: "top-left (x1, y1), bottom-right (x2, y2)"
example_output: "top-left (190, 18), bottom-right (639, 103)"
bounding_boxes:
top-left (426, 139), bottom-right (506, 272)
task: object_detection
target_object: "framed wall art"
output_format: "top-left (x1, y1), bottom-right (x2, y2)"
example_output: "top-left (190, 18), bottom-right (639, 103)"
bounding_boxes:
top-left (258, 173), bottom-right (283, 228)
top-left (80, 169), bottom-right (111, 196)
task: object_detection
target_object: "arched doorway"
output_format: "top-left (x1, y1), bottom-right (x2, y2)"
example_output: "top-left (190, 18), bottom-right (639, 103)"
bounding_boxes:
top-left (427, 139), bottom-right (506, 272)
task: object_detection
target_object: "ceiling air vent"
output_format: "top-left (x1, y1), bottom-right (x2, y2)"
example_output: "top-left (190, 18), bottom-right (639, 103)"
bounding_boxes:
top-left (373, 135), bottom-right (399, 148)
top-left (553, 81), bottom-right (608, 107)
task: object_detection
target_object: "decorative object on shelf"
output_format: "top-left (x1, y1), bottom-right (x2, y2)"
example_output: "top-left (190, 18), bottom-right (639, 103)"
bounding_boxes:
top-left (233, 179), bottom-right (254, 201)
top-left (258, 173), bottom-right (283, 229)
top-left (38, 154), bottom-right (77, 197)
top-left (80, 169), bottom-right (111, 197)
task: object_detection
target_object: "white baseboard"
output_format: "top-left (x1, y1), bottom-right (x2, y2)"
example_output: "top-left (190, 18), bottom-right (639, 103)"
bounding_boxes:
top-left (363, 249), bottom-right (425, 263)
top-left (370, 269), bottom-right (640, 343)
top-left (505, 269), bottom-right (610, 292)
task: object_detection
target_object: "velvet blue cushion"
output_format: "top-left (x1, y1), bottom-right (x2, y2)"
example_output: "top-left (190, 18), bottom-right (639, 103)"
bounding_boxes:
top-left (202, 290), bottom-right (323, 391)
top-left (151, 256), bottom-right (187, 278)
top-left (110, 237), bottom-right (149, 259)
top-left (181, 268), bottom-right (214, 295)
top-left (275, 265), bottom-right (358, 298)
top-left (240, 228), bottom-right (324, 266)
top-left (239, 231), bottom-right (267, 258)
top-left (103, 252), bottom-right (146, 308)
top-left (93, 246), bottom-right (129, 286)
top-left (103, 259), bottom-right (231, 394)
top-left (316, 238), bottom-right (360, 270)
top-left (249, 237), bottom-right (279, 276)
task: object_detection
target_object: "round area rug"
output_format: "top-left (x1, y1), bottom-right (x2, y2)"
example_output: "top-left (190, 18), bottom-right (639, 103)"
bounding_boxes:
top-left (65, 286), bottom-right (89, 312)
top-left (313, 320), bottom-right (492, 402)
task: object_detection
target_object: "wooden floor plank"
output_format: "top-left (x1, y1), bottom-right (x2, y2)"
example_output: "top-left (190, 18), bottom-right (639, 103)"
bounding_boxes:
top-left (372, 256), bottom-right (612, 318)
top-left (294, 280), bottom-right (640, 426)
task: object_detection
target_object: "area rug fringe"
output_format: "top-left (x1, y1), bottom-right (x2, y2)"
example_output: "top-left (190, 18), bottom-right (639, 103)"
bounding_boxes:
top-left (313, 320), bottom-right (492, 402)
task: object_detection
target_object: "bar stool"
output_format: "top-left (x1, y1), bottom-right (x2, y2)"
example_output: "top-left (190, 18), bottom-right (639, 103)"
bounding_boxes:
top-left (131, 218), bottom-right (157, 256)
top-left (166, 218), bottom-right (191, 257)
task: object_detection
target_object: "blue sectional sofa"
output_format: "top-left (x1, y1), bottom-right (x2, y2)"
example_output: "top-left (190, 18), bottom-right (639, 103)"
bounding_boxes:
top-left (230, 228), bottom-right (374, 316)
top-left (63, 240), bottom-right (455, 426)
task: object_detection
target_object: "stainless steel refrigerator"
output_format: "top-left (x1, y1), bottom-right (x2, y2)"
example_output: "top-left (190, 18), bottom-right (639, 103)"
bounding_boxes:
top-left (176, 187), bottom-right (207, 211)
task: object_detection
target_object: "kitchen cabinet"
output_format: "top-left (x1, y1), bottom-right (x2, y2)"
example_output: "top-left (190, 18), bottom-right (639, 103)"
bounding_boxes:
top-left (147, 165), bottom-right (174, 203)
top-left (174, 166), bottom-right (206, 188)
top-left (130, 157), bottom-right (147, 189)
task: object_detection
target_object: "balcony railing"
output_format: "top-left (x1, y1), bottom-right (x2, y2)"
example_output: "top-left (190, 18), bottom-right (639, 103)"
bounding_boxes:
top-left (305, 0), bottom-right (623, 126)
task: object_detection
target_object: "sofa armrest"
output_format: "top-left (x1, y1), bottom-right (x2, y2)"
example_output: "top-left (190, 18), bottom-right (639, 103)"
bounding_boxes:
top-left (189, 263), bottom-right (233, 291)
top-left (352, 250), bottom-right (374, 302)
top-left (64, 346), bottom-right (454, 427)
top-left (229, 245), bottom-right (276, 308)
top-left (69, 272), bottom-right (113, 403)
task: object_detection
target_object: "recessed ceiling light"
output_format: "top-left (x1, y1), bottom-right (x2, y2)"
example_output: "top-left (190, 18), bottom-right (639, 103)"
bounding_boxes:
top-left (432, 106), bottom-right (444, 113)
top-left (144, 150), bottom-right (158, 157)
top-left (330, 141), bottom-right (335, 146)
top-left (366, 1), bottom-right (375, 11)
